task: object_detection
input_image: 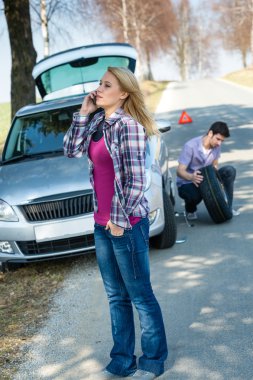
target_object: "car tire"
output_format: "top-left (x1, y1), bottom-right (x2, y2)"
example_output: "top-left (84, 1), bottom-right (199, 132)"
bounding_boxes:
top-left (0, 261), bottom-right (8, 273)
top-left (150, 190), bottom-right (177, 249)
top-left (199, 165), bottom-right (233, 223)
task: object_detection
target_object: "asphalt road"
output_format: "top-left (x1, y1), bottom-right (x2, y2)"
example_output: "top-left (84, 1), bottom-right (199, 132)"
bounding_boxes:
top-left (14, 79), bottom-right (253, 380)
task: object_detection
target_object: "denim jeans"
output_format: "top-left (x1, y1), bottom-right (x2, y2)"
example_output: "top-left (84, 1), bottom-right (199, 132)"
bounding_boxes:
top-left (178, 165), bottom-right (236, 213)
top-left (94, 218), bottom-right (168, 377)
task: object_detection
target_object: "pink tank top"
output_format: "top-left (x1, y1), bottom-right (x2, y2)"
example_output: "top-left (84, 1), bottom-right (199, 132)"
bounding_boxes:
top-left (89, 137), bottom-right (140, 226)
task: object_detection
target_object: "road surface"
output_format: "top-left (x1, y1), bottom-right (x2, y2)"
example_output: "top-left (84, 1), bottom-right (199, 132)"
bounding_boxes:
top-left (14, 79), bottom-right (253, 380)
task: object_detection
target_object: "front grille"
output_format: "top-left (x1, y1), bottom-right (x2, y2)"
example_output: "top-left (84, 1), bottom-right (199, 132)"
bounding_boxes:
top-left (20, 193), bottom-right (94, 222)
top-left (17, 234), bottom-right (95, 256)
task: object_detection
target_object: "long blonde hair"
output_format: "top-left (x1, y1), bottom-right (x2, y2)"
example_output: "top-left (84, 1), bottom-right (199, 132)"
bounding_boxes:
top-left (108, 66), bottom-right (158, 137)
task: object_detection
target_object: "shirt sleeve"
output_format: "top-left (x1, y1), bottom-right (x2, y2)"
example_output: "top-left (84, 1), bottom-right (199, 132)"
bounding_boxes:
top-left (63, 112), bottom-right (90, 158)
top-left (178, 143), bottom-right (193, 167)
top-left (120, 119), bottom-right (147, 217)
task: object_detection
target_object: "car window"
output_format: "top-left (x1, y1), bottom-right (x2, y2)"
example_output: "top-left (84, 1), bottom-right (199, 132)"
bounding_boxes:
top-left (3, 106), bottom-right (79, 161)
top-left (39, 56), bottom-right (130, 97)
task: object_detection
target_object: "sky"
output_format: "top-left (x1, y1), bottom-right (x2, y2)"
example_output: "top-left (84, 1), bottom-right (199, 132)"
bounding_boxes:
top-left (0, 1), bottom-right (245, 104)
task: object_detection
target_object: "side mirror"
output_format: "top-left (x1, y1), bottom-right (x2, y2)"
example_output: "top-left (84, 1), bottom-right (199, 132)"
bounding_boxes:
top-left (156, 119), bottom-right (171, 133)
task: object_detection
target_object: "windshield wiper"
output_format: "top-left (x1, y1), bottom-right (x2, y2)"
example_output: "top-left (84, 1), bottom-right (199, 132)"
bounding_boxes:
top-left (2, 150), bottom-right (63, 164)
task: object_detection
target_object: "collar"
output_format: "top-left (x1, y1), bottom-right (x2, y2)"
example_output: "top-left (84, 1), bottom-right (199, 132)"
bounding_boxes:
top-left (104, 108), bottom-right (125, 127)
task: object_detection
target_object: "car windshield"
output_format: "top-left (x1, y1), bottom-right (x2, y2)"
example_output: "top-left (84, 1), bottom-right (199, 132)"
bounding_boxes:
top-left (3, 106), bottom-right (79, 162)
top-left (38, 56), bottom-right (130, 99)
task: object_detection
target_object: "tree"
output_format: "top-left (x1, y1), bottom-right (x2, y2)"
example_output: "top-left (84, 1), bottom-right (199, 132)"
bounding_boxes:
top-left (170, 0), bottom-right (216, 80)
top-left (79, 0), bottom-right (175, 80)
top-left (170, 0), bottom-right (192, 80)
top-left (212, 0), bottom-right (253, 67)
top-left (3, 0), bottom-right (37, 118)
top-left (30, 0), bottom-right (82, 57)
top-left (189, 3), bottom-right (218, 78)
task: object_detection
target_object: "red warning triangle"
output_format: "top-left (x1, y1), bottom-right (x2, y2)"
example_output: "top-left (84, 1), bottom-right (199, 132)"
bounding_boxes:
top-left (178, 111), bottom-right (192, 124)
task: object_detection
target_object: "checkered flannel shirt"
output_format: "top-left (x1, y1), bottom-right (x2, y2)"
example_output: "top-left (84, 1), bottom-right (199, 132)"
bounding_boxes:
top-left (63, 108), bottom-right (149, 229)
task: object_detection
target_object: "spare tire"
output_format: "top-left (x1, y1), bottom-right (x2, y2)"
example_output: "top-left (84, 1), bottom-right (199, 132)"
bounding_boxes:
top-left (199, 165), bottom-right (233, 224)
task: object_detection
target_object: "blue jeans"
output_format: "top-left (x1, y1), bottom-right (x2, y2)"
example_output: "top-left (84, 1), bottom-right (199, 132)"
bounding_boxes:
top-left (178, 165), bottom-right (236, 213)
top-left (94, 218), bottom-right (168, 377)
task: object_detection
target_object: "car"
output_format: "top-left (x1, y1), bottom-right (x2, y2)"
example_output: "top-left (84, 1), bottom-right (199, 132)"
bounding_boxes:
top-left (0, 42), bottom-right (176, 271)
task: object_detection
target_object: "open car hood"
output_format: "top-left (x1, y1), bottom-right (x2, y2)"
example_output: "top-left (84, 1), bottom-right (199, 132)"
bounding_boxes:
top-left (32, 43), bottom-right (137, 100)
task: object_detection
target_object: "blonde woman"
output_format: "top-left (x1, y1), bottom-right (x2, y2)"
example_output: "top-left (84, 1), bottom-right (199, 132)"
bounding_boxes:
top-left (64, 67), bottom-right (168, 379)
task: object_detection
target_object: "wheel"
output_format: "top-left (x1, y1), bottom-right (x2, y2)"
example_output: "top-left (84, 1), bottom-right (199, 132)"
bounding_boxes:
top-left (150, 190), bottom-right (177, 249)
top-left (0, 261), bottom-right (8, 273)
top-left (199, 165), bottom-right (233, 224)
top-left (0, 261), bottom-right (22, 272)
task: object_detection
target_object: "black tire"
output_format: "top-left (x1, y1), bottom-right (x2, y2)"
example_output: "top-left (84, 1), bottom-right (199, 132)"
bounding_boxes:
top-left (0, 261), bottom-right (23, 272)
top-left (150, 190), bottom-right (177, 249)
top-left (199, 165), bottom-right (233, 224)
top-left (0, 261), bottom-right (8, 273)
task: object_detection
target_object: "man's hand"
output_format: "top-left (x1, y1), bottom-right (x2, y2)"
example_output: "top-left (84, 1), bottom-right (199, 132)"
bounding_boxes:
top-left (192, 170), bottom-right (204, 187)
top-left (105, 220), bottom-right (124, 236)
top-left (177, 163), bottom-right (204, 186)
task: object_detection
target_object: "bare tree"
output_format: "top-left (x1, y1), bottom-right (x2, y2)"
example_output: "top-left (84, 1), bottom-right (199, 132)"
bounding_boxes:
top-left (170, 0), bottom-right (192, 80)
top-left (170, 0), bottom-right (216, 80)
top-left (189, 3), bottom-right (218, 78)
top-left (30, 0), bottom-right (82, 57)
top-left (3, 0), bottom-right (37, 118)
top-left (212, 0), bottom-right (253, 67)
top-left (78, 0), bottom-right (175, 80)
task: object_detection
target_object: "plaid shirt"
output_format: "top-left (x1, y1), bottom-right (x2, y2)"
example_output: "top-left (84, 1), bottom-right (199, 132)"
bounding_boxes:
top-left (63, 108), bottom-right (149, 229)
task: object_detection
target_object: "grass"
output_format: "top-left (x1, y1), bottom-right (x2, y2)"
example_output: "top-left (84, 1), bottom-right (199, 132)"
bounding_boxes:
top-left (0, 258), bottom-right (82, 379)
top-left (0, 80), bottom-right (168, 379)
top-left (0, 102), bottom-right (11, 154)
top-left (223, 66), bottom-right (253, 88)
top-left (140, 80), bottom-right (169, 113)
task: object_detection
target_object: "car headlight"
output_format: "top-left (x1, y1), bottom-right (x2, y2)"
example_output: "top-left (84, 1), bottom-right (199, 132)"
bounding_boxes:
top-left (0, 200), bottom-right (19, 221)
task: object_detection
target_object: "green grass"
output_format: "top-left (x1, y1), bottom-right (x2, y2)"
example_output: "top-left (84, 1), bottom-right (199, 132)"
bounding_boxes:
top-left (0, 102), bottom-right (11, 153)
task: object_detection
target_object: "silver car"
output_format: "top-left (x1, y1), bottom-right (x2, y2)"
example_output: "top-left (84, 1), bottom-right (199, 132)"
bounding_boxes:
top-left (0, 43), bottom-right (176, 271)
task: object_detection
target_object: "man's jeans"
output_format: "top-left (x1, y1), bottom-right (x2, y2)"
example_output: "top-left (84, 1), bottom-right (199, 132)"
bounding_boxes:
top-left (94, 218), bottom-right (168, 377)
top-left (178, 165), bottom-right (236, 213)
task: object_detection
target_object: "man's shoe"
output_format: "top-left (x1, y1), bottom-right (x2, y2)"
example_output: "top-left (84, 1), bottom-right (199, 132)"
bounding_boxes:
top-left (186, 211), bottom-right (198, 220)
top-left (232, 209), bottom-right (240, 216)
top-left (94, 369), bottom-right (121, 379)
top-left (130, 369), bottom-right (156, 379)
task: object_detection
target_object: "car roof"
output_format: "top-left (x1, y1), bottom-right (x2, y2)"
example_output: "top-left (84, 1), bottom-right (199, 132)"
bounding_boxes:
top-left (15, 94), bottom-right (84, 117)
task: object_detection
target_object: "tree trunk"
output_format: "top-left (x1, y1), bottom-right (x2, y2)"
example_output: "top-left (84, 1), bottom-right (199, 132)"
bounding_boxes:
top-left (4, 0), bottom-right (37, 119)
top-left (131, 1), bottom-right (144, 79)
top-left (121, 0), bottom-right (129, 42)
top-left (146, 49), bottom-right (154, 81)
top-left (242, 50), bottom-right (247, 67)
top-left (41, 0), bottom-right (50, 57)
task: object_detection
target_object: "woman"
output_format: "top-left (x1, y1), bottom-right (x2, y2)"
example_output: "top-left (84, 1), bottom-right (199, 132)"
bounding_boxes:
top-left (63, 67), bottom-right (168, 379)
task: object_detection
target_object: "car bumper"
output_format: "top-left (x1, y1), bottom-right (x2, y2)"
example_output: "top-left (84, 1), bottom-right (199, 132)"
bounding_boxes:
top-left (0, 206), bottom-right (165, 264)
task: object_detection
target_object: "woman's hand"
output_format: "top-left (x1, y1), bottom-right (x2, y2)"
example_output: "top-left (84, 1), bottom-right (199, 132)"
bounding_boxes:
top-left (105, 220), bottom-right (124, 236)
top-left (79, 91), bottom-right (98, 115)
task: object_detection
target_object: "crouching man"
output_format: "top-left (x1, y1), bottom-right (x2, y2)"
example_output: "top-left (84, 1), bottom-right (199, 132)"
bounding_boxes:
top-left (176, 121), bottom-right (239, 220)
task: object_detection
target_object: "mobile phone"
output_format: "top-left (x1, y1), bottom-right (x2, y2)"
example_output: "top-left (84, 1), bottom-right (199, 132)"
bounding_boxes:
top-left (92, 96), bottom-right (96, 105)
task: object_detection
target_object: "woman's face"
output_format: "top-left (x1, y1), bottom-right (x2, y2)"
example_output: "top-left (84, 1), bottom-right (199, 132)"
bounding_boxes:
top-left (95, 71), bottom-right (127, 113)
